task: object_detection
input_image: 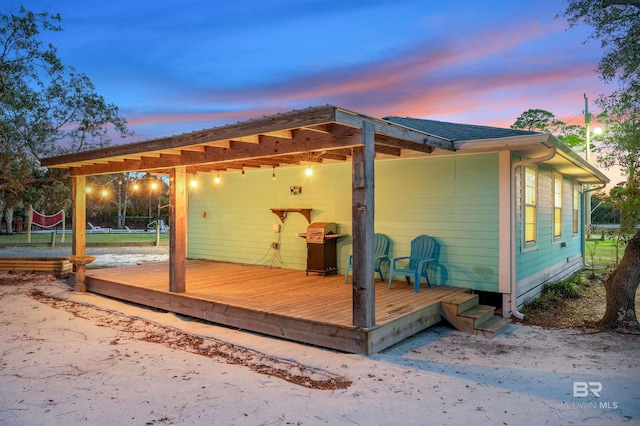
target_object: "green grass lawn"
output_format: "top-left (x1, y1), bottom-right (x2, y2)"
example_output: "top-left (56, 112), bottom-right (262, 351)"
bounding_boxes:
top-left (586, 237), bottom-right (627, 273)
top-left (0, 231), bottom-right (169, 245)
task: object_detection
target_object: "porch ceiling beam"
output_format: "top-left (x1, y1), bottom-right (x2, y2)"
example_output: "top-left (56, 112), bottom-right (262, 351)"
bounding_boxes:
top-left (298, 124), bottom-right (332, 134)
top-left (203, 140), bottom-right (231, 148)
top-left (69, 127), bottom-right (363, 176)
top-left (374, 134), bottom-right (433, 154)
top-left (43, 105), bottom-right (339, 168)
top-left (188, 156), bottom-right (297, 173)
top-left (231, 135), bottom-right (260, 144)
top-left (180, 145), bottom-right (207, 152)
top-left (374, 144), bottom-right (401, 156)
top-left (321, 152), bottom-right (348, 161)
top-left (262, 130), bottom-right (293, 139)
top-left (329, 148), bottom-right (353, 156)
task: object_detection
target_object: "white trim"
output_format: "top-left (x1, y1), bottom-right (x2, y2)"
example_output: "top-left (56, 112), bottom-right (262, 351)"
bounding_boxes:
top-left (552, 172), bottom-right (563, 243)
top-left (572, 181), bottom-right (580, 239)
top-left (498, 150), bottom-right (511, 294)
top-left (521, 165), bottom-right (538, 252)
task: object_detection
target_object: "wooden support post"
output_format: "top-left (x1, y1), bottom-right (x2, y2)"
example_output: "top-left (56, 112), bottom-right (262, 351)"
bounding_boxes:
top-left (72, 176), bottom-right (86, 258)
top-left (71, 176), bottom-right (87, 292)
top-left (352, 120), bottom-right (376, 328)
top-left (169, 167), bottom-right (187, 293)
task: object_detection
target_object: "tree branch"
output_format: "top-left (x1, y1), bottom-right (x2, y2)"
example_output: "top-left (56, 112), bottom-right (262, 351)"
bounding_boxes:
top-left (603, 0), bottom-right (640, 9)
top-left (0, 174), bottom-right (69, 191)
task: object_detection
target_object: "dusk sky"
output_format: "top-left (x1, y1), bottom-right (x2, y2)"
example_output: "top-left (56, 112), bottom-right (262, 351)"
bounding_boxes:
top-left (14, 0), bottom-right (610, 144)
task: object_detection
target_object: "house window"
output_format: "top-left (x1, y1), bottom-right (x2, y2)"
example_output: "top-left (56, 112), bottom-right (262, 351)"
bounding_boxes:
top-left (524, 166), bottom-right (537, 244)
top-left (554, 175), bottom-right (563, 239)
top-left (573, 184), bottom-right (580, 235)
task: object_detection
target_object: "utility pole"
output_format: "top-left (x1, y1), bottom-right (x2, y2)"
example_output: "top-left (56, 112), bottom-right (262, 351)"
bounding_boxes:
top-left (584, 93), bottom-right (592, 238)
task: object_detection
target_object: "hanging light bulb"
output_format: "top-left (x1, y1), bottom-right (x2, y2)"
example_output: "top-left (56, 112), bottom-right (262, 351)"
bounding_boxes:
top-left (241, 164), bottom-right (245, 177)
top-left (190, 179), bottom-right (198, 188)
top-left (101, 189), bottom-right (108, 197)
top-left (305, 166), bottom-right (313, 176)
top-left (86, 187), bottom-right (93, 194)
top-left (132, 183), bottom-right (140, 191)
top-left (214, 171), bottom-right (221, 184)
top-left (272, 166), bottom-right (277, 181)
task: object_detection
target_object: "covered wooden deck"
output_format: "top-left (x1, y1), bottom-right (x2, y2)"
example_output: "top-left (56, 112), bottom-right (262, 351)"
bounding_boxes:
top-left (85, 260), bottom-right (470, 354)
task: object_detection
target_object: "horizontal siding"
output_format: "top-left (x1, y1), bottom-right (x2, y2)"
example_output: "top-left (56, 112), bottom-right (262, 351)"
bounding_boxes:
top-left (187, 154), bottom-right (504, 292)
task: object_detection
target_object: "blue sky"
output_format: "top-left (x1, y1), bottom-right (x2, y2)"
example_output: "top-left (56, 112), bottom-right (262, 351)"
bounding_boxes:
top-left (13, 0), bottom-right (609, 144)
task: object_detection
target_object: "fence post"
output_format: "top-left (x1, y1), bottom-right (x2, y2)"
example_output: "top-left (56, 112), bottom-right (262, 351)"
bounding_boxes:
top-left (27, 205), bottom-right (32, 243)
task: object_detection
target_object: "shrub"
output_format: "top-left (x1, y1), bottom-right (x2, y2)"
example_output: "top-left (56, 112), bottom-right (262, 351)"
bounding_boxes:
top-left (524, 297), bottom-right (549, 311)
top-left (570, 273), bottom-right (587, 285)
top-left (543, 279), bottom-right (581, 299)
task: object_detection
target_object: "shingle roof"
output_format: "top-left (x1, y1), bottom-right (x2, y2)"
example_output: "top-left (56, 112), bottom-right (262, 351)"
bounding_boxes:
top-left (383, 116), bottom-right (541, 142)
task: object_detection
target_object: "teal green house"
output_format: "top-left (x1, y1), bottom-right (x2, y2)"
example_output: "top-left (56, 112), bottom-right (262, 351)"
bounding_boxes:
top-left (185, 110), bottom-right (608, 318)
top-left (42, 105), bottom-right (609, 343)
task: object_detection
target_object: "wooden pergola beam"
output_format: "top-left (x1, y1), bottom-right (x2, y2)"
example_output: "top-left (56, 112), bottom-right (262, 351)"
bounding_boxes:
top-left (68, 127), bottom-right (364, 176)
top-left (43, 106), bottom-right (449, 178)
top-left (42, 106), bottom-right (340, 168)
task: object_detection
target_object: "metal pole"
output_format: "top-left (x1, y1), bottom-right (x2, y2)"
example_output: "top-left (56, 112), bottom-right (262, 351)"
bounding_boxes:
top-left (584, 93), bottom-right (592, 238)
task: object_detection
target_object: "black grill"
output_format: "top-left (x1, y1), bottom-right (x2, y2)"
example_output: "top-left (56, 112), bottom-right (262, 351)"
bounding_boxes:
top-left (304, 222), bottom-right (338, 276)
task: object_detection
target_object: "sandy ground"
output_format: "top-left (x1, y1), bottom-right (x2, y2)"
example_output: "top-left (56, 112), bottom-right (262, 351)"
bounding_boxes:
top-left (0, 270), bottom-right (638, 426)
top-left (0, 246), bottom-right (170, 268)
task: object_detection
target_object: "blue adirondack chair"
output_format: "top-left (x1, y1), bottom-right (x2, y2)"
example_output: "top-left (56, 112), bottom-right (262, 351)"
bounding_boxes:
top-left (344, 233), bottom-right (391, 283)
top-left (388, 235), bottom-right (436, 292)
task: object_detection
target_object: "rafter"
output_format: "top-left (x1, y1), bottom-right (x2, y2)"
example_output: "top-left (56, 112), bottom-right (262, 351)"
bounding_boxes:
top-left (47, 106), bottom-right (448, 176)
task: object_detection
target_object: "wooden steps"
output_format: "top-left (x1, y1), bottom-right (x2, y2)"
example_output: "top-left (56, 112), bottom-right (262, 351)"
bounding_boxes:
top-left (440, 292), bottom-right (510, 337)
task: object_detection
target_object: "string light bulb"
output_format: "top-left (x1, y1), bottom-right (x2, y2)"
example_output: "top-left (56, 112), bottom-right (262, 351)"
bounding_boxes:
top-left (305, 166), bottom-right (313, 176)
top-left (214, 171), bottom-right (221, 184)
top-left (241, 164), bottom-right (245, 177)
top-left (272, 166), bottom-right (277, 181)
top-left (190, 179), bottom-right (198, 188)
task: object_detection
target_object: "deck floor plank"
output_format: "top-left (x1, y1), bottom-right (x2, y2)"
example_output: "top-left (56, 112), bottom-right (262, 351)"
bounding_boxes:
top-left (86, 260), bottom-right (469, 353)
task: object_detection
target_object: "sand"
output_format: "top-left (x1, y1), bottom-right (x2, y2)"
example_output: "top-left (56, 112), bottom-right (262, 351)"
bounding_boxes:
top-left (0, 273), bottom-right (638, 425)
